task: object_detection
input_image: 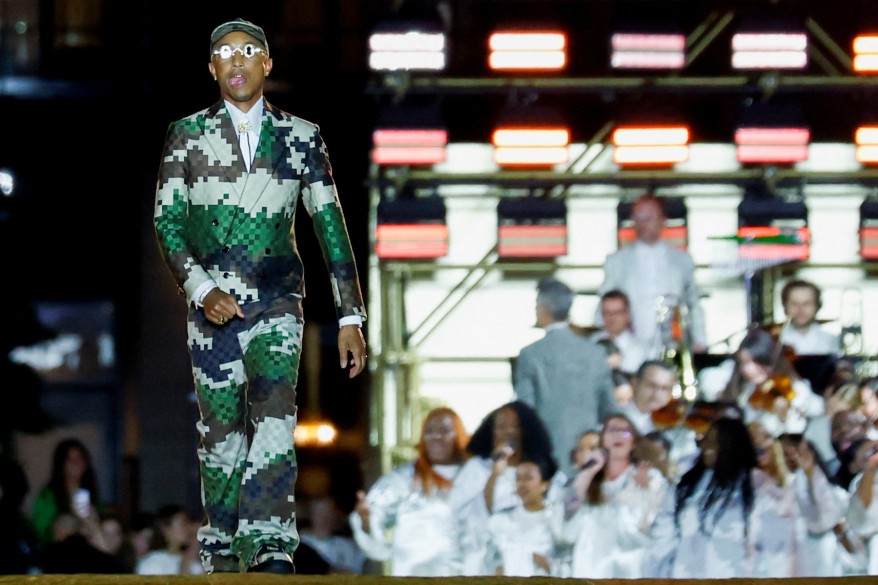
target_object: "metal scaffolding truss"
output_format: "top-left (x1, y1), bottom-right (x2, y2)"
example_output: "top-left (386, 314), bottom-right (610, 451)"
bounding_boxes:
top-left (365, 1), bottom-right (878, 471)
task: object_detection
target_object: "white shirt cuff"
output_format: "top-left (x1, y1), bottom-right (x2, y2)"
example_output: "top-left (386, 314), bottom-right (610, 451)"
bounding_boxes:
top-left (339, 315), bottom-right (363, 328)
top-left (193, 281), bottom-right (218, 308)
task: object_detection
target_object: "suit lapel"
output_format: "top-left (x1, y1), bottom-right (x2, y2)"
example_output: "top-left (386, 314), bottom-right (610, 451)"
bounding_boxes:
top-left (238, 101), bottom-right (285, 217)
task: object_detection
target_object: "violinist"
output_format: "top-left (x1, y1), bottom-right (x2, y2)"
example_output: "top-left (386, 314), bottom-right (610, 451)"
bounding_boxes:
top-left (778, 280), bottom-right (840, 356)
top-left (720, 327), bottom-right (824, 437)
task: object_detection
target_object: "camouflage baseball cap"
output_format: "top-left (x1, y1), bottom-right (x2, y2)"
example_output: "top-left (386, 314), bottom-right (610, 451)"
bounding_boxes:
top-left (210, 18), bottom-right (268, 53)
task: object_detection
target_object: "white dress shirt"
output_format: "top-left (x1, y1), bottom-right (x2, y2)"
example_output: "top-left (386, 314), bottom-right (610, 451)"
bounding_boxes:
top-left (780, 323), bottom-right (840, 355)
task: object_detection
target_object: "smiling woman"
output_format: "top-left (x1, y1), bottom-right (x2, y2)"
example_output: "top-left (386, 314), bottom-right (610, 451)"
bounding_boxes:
top-left (349, 407), bottom-right (488, 576)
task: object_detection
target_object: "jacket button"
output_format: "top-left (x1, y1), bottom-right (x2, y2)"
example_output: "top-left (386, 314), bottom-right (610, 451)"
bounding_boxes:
top-left (212, 219), bottom-right (219, 226)
top-left (223, 272), bottom-right (229, 279)
top-left (265, 248), bottom-right (271, 255)
top-left (223, 246), bottom-right (230, 253)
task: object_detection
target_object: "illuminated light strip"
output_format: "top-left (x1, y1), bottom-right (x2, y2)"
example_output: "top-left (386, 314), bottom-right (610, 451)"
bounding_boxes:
top-left (614, 145), bottom-right (689, 165)
top-left (613, 127), bottom-right (689, 145)
top-left (732, 33), bottom-right (807, 51)
top-left (612, 127), bottom-right (689, 165)
top-left (619, 225), bottom-right (688, 249)
top-left (493, 128), bottom-right (569, 147)
top-left (372, 129), bottom-right (448, 164)
top-left (731, 51), bottom-right (807, 69)
top-left (856, 127), bottom-right (878, 163)
top-left (494, 147), bottom-right (569, 166)
top-left (489, 52), bottom-right (567, 70)
top-left (375, 224), bottom-right (448, 259)
top-left (368, 32), bottom-right (446, 71)
top-left (735, 128), bottom-right (810, 145)
top-left (731, 32), bottom-right (807, 70)
top-left (860, 225), bottom-right (878, 258)
top-left (736, 145), bottom-right (809, 163)
top-left (493, 127), bottom-right (570, 166)
top-left (488, 32), bottom-right (567, 71)
top-left (735, 127), bottom-right (810, 163)
top-left (497, 225), bottom-right (567, 257)
top-left (372, 146), bottom-right (447, 164)
top-left (857, 145), bottom-right (878, 164)
top-left (611, 33), bottom-right (686, 69)
top-left (737, 226), bottom-right (810, 261)
top-left (854, 35), bottom-right (878, 72)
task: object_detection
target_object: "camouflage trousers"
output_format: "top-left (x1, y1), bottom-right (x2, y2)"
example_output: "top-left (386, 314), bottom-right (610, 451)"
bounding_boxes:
top-left (186, 294), bottom-right (303, 573)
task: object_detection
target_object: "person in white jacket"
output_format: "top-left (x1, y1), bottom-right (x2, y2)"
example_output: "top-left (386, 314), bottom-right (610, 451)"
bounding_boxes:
top-left (562, 413), bottom-right (668, 579)
top-left (349, 407), bottom-right (485, 576)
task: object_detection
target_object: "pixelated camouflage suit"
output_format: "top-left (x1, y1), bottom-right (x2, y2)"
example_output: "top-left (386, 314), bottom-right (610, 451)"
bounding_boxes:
top-left (154, 99), bottom-right (366, 572)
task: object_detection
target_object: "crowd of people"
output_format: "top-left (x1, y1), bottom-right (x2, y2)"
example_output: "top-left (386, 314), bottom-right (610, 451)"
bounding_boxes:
top-left (348, 195), bottom-right (878, 578)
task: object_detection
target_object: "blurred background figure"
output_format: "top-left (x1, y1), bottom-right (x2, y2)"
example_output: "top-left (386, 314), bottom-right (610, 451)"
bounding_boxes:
top-left (30, 438), bottom-right (102, 549)
top-left (646, 417), bottom-right (777, 578)
top-left (515, 277), bottom-right (616, 476)
top-left (0, 455), bottom-right (40, 574)
top-left (135, 504), bottom-right (203, 575)
top-left (484, 454), bottom-right (562, 577)
top-left (40, 512), bottom-right (126, 574)
top-left (350, 407), bottom-right (484, 576)
top-left (590, 290), bottom-right (650, 406)
top-left (562, 413), bottom-right (667, 579)
top-left (300, 495), bottom-right (365, 574)
top-left (778, 279), bottom-right (840, 355)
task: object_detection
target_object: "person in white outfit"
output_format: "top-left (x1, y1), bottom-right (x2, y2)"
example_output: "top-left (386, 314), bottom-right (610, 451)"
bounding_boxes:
top-left (562, 413), bottom-right (668, 579)
top-left (349, 407), bottom-right (485, 576)
top-left (484, 454), bottom-right (563, 577)
top-left (465, 400), bottom-right (568, 575)
top-left (778, 279), bottom-right (840, 355)
top-left (645, 416), bottom-right (802, 578)
top-left (596, 194), bottom-right (707, 357)
top-left (718, 327), bottom-right (824, 437)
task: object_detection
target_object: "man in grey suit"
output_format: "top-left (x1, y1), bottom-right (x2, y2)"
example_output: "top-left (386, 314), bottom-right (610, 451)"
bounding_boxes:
top-left (514, 277), bottom-right (618, 476)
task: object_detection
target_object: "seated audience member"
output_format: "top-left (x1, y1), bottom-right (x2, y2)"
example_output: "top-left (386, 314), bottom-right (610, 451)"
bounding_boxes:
top-left (135, 504), bottom-right (203, 575)
top-left (128, 511), bottom-right (155, 568)
top-left (778, 279), bottom-right (840, 355)
top-left (31, 438), bottom-right (103, 548)
top-left (99, 510), bottom-right (137, 573)
top-left (41, 513), bottom-right (127, 574)
top-left (300, 495), bottom-right (365, 574)
top-left (484, 454), bottom-right (563, 577)
top-left (0, 455), bottom-right (40, 574)
top-left (562, 413), bottom-right (668, 579)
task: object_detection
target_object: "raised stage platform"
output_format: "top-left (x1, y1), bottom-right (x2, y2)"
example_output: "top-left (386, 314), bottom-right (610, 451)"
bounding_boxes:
top-left (0, 576), bottom-right (875, 584)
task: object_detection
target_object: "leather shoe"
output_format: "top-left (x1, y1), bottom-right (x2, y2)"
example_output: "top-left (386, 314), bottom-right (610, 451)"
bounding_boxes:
top-left (248, 558), bottom-right (295, 574)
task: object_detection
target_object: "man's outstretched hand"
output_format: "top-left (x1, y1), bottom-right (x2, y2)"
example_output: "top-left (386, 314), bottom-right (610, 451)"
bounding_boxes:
top-left (339, 325), bottom-right (367, 378)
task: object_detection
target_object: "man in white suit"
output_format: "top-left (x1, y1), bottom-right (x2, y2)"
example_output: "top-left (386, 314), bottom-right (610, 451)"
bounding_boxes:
top-left (514, 277), bottom-right (617, 476)
top-left (596, 195), bottom-right (707, 358)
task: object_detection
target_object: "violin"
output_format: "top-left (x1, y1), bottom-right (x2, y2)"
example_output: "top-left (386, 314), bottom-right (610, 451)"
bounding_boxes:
top-left (651, 400), bottom-right (727, 435)
top-left (748, 372), bottom-right (796, 411)
top-left (746, 328), bottom-right (799, 413)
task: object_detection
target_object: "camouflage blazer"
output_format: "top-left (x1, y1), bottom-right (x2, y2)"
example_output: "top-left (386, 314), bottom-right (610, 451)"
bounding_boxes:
top-left (154, 99), bottom-right (366, 322)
